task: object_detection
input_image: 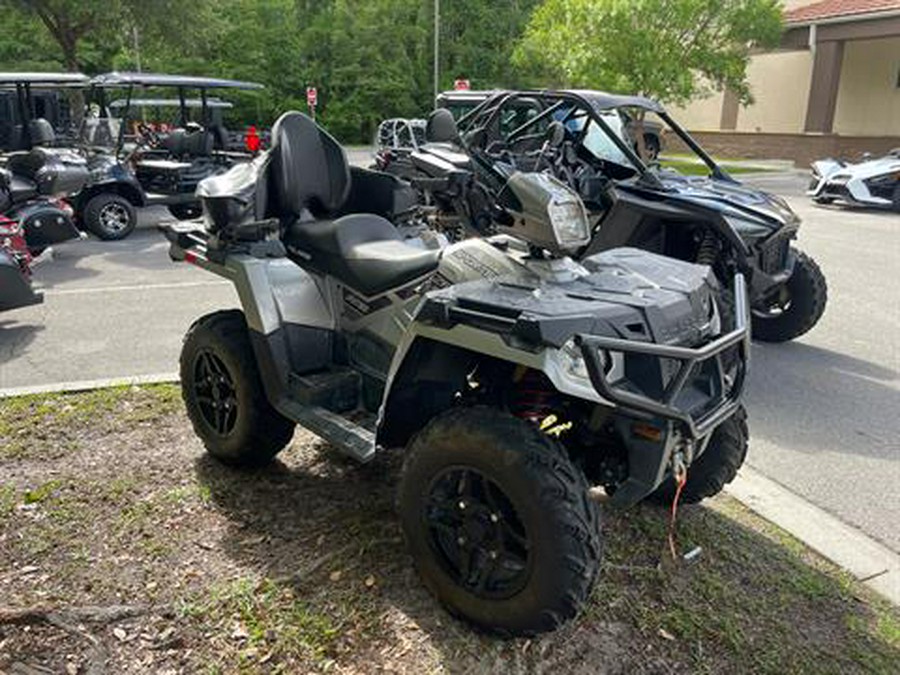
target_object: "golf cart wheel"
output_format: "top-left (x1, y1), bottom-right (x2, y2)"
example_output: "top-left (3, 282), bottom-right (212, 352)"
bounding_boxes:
top-left (180, 309), bottom-right (294, 467)
top-left (398, 406), bottom-right (602, 636)
top-left (646, 405), bottom-right (748, 506)
top-left (751, 248), bottom-right (827, 342)
top-left (83, 193), bottom-right (137, 241)
top-left (168, 203), bottom-right (203, 221)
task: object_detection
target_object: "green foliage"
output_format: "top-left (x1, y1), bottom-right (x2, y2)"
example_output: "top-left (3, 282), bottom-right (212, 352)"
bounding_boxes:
top-left (0, 0), bottom-right (782, 141)
top-left (514, 0), bottom-right (783, 106)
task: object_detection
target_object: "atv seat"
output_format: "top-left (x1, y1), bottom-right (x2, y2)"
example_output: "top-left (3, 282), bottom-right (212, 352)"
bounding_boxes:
top-left (285, 214), bottom-right (439, 296)
top-left (268, 111), bottom-right (439, 296)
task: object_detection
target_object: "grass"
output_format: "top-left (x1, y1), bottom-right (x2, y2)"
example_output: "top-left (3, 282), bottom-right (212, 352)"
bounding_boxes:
top-left (0, 386), bottom-right (898, 674)
top-left (0, 383), bottom-right (181, 460)
top-left (659, 158), bottom-right (777, 176)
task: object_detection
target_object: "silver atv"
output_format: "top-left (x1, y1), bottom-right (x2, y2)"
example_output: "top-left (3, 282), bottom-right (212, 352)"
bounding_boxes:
top-left (161, 111), bottom-right (750, 636)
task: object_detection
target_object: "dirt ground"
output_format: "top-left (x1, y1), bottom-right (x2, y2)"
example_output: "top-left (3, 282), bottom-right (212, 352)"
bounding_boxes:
top-left (1, 385), bottom-right (898, 674)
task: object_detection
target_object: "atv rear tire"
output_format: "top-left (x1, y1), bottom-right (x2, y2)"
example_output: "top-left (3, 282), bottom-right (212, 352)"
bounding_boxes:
top-left (398, 407), bottom-right (602, 636)
top-left (751, 248), bottom-right (827, 342)
top-left (180, 309), bottom-right (294, 467)
top-left (83, 193), bottom-right (137, 241)
top-left (647, 405), bottom-right (748, 505)
top-left (168, 203), bottom-right (203, 220)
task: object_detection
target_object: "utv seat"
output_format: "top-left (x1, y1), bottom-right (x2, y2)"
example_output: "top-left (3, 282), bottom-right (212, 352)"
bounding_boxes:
top-left (269, 112), bottom-right (440, 297)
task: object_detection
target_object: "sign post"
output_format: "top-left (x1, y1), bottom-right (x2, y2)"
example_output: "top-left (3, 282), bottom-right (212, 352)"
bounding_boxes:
top-left (306, 86), bottom-right (318, 122)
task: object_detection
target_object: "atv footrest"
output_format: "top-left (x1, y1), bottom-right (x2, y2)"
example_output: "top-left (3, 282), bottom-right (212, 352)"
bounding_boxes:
top-left (278, 400), bottom-right (375, 463)
top-left (288, 368), bottom-right (360, 412)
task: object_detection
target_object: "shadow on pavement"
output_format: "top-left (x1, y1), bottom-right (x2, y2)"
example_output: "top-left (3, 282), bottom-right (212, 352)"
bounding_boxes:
top-left (747, 340), bottom-right (899, 459)
top-left (0, 319), bottom-right (44, 366)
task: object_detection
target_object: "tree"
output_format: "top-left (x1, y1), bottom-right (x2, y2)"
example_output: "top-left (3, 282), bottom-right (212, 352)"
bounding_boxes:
top-left (5, 0), bottom-right (215, 73)
top-left (513, 0), bottom-right (783, 106)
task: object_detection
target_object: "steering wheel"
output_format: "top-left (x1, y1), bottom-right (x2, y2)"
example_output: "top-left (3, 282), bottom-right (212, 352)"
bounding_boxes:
top-left (136, 123), bottom-right (161, 148)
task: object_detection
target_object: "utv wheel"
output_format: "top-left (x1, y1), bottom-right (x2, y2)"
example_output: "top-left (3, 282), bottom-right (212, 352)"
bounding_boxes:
top-left (168, 203), bottom-right (202, 220)
top-left (647, 405), bottom-right (748, 505)
top-left (398, 407), bottom-right (602, 636)
top-left (751, 248), bottom-right (827, 343)
top-left (180, 309), bottom-right (294, 467)
top-left (83, 193), bottom-right (137, 241)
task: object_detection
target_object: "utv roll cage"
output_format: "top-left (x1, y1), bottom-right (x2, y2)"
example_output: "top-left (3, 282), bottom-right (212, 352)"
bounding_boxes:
top-left (454, 90), bottom-right (735, 185)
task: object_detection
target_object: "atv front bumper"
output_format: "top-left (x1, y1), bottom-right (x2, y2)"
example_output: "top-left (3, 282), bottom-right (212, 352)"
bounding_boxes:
top-left (576, 274), bottom-right (749, 440)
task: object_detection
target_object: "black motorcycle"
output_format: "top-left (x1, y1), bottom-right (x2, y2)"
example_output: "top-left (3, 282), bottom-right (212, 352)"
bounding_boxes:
top-left (400, 90), bottom-right (827, 344)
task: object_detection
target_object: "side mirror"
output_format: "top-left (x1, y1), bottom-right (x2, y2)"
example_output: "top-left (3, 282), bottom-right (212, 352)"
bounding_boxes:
top-left (425, 108), bottom-right (460, 144)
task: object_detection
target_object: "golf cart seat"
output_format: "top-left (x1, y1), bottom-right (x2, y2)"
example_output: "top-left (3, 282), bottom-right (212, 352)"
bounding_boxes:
top-left (271, 112), bottom-right (440, 296)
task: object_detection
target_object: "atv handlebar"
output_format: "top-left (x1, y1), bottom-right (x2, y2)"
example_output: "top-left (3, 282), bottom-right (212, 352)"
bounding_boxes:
top-left (576, 274), bottom-right (749, 439)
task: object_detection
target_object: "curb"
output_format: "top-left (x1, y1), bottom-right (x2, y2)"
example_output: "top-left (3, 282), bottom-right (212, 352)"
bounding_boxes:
top-left (0, 373), bottom-right (179, 399)
top-left (727, 466), bottom-right (899, 606)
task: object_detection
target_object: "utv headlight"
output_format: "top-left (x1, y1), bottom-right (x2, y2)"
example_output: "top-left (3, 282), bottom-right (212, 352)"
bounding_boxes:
top-left (548, 197), bottom-right (590, 248)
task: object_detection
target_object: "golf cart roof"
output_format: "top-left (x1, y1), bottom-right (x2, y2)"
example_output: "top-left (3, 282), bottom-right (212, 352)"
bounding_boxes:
top-left (0, 72), bottom-right (90, 86)
top-left (109, 98), bottom-right (234, 109)
top-left (90, 72), bottom-right (264, 90)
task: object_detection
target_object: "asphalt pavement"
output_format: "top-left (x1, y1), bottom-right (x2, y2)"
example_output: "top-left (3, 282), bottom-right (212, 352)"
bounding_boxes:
top-left (1, 165), bottom-right (898, 553)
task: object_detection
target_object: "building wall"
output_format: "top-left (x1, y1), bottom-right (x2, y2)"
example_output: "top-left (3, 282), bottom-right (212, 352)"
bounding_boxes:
top-left (735, 50), bottom-right (813, 133)
top-left (833, 36), bottom-right (900, 136)
top-left (669, 91), bottom-right (725, 131)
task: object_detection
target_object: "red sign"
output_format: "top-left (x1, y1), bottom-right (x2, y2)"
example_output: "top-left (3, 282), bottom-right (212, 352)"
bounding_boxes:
top-left (453, 79), bottom-right (471, 91)
top-left (306, 87), bottom-right (318, 107)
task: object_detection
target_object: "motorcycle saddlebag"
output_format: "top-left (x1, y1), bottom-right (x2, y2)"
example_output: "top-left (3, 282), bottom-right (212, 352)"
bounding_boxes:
top-left (0, 248), bottom-right (42, 312)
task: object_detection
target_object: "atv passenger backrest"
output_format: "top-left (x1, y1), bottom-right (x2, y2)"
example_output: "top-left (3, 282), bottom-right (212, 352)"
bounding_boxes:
top-left (266, 111), bottom-right (350, 219)
top-left (425, 108), bottom-right (459, 144)
top-left (27, 118), bottom-right (55, 147)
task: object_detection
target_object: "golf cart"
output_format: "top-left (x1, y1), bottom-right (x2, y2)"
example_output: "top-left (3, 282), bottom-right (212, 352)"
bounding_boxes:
top-left (0, 72), bottom-right (89, 152)
top-left (74, 72), bottom-right (264, 240)
top-left (0, 73), bottom-right (90, 254)
top-left (409, 90), bottom-right (827, 343)
top-left (160, 111), bottom-right (750, 634)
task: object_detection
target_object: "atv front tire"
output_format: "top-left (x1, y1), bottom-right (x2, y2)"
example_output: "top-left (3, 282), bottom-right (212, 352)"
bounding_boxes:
top-left (398, 407), bottom-right (602, 636)
top-left (751, 248), bottom-right (827, 342)
top-left (180, 309), bottom-right (294, 467)
top-left (83, 193), bottom-right (137, 241)
top-left (647, 405), bottom-right (748, 505)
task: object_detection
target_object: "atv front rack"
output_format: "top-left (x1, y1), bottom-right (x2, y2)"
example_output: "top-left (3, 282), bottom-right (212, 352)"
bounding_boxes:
top-left (576, 274), bottom-right (749, 440)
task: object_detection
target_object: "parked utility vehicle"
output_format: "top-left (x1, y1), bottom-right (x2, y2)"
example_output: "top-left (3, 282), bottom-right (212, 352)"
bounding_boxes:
top-left (408, 91), bottom-right (827, 343)
top-left (162, 111), bottom-right (750, 635)
top-left (809, 149), bottom-right (900, 211)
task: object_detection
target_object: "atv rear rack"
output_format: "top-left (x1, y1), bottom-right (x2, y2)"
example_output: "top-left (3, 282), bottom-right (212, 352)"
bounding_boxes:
top-left (576, 274), bottom-right (749, 439)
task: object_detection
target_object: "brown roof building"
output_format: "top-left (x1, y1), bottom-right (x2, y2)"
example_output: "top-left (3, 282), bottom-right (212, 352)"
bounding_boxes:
top-left (674, 0), bottom-right (900, 163)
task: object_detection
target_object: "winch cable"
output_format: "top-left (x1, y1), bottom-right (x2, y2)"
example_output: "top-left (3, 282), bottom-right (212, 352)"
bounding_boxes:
top-left (667, 461), bottom-right (689, 561)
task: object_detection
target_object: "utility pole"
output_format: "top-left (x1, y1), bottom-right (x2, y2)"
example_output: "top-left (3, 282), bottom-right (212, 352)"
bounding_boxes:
top-left (433, 0), bottom-right (440, 101)
top-left (133, 26), bottom-right (142, 72)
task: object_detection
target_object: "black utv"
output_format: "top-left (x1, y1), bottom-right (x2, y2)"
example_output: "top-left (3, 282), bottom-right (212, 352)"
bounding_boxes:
top-left (404, 90), bottom-right (827, 343)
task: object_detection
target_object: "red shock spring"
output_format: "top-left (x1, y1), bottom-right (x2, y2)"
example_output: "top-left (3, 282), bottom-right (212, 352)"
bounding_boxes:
top-left (511, 370), bottom-right (558, 423)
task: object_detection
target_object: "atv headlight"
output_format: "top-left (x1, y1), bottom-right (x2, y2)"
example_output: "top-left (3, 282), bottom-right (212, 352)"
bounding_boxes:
top-left (560, 339), bottom-right (592, 381)
top-left (548, 197), bottom-right (590, 248)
